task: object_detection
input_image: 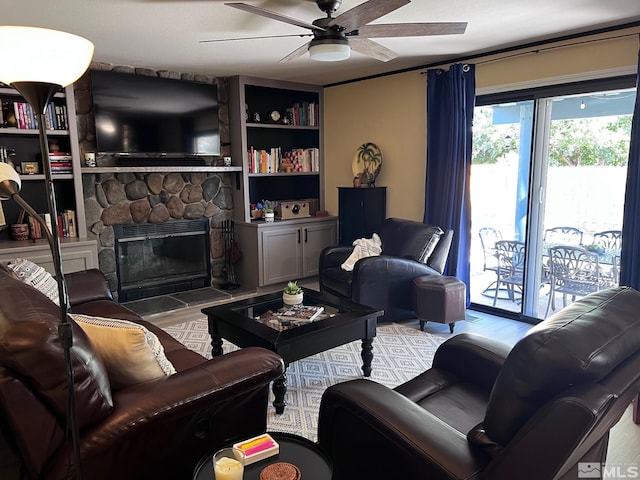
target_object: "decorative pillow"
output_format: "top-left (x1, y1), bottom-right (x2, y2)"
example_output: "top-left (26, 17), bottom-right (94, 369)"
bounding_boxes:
top-left (417, 227), bottom-right (444, 264)
top-left (70, 313), bottom-right (176, 389)
top-left (7, 258), bottom-right (59, 305)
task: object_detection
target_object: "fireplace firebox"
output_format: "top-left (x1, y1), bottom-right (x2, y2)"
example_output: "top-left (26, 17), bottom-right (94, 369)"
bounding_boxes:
top-left (114, 218), bottom-right (211, 302)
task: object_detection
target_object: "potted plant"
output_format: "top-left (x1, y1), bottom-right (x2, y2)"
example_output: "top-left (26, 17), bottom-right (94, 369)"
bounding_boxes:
top-left (262, 200), bottom-right (277, 223)
top-left (283, 281), bottom-right (303, 305)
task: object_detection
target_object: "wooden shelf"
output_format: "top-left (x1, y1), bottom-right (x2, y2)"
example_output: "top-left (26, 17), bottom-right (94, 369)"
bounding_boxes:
top-left (80, 166), bottom-right (242, 174)
top-left (246, 123), bottom-right (319, 130)
top-left (20, 174), bottom-right (74, 181)
top-left (247, 171), bottom-right (319, 177)
top-left (0, 128), bottom-right (69, 136)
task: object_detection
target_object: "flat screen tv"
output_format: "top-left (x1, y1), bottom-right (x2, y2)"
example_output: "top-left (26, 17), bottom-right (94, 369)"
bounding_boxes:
top-left (91, 70), bottom-right (220, 157)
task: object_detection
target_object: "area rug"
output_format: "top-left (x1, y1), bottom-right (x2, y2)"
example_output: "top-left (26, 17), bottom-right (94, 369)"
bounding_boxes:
top-left (162, 319), bottom-right (446, 442)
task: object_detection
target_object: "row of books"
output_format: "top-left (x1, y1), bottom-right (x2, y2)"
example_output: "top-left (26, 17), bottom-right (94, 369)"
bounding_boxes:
top-left (27, 210), bottom-right (77, 240)
top-left (285, 102), bottom-right (319, 127)
top-left (0, 99), bottom-right (69, 130)
top-left (247, 147), bottom-right (320, 174)
top-left (49, 152), bottom-right (73, 173)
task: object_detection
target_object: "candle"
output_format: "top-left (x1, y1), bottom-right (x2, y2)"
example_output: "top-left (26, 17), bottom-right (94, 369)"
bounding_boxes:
top-left (213, 448), bottom-right (245, 480)
top-left (214, 457), bottom-right (243, 480)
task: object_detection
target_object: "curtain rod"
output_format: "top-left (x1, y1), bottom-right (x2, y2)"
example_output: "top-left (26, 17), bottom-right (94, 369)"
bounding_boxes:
top-left (325, 22), bottom-right (639, 87)
top-left (420, 31), bottom-right (639, 74)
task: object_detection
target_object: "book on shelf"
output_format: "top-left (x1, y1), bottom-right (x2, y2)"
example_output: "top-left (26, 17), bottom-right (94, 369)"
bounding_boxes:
top-left (247, 146), bottom-right (319, 173)
top-left (49, 152), bottom-right (73, 173)
top-left (4, 100), bottom-right (67, 130)
top-left (284, 101), bottom-right (319, 127)
top-left (27, 210), bottom-right (76, 239)
top-left (277, 304), bottom-right (324, 322)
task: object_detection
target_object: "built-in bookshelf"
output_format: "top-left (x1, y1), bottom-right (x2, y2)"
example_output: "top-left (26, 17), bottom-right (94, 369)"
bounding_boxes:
top-left (228, 75), bottom-right (324, 224)
top-left (228, 76), bottom-right (336, 289)
top-left (0, 85), bottom-right (87, 242)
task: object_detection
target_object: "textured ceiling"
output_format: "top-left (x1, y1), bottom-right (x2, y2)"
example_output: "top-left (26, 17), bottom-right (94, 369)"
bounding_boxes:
top-left (2, 0), bottom-right (640, 85)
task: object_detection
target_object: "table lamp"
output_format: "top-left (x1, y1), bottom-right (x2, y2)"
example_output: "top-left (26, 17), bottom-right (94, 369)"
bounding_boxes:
top-left (0, 25), bottom-right (94, 480)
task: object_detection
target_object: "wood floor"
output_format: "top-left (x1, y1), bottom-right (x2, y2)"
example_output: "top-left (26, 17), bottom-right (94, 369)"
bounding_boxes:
top-left (142, 280), bottom-right (639, 470)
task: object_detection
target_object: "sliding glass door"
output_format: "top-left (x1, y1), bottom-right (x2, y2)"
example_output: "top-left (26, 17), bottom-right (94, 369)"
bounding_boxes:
top-left (470, 81), bottom-right (635, 320)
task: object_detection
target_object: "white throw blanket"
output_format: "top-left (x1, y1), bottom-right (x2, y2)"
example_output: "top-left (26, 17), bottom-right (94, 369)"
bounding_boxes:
top-left (341, 233), bottom-right (382, 271)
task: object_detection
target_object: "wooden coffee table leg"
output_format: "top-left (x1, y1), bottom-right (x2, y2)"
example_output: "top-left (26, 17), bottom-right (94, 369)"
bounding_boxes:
top-left (210, 335), bottom-right (223, 357)
top-left (273, 372), bottom-right (287, 414)
top-left (361, 338), bottom-right (373, 377)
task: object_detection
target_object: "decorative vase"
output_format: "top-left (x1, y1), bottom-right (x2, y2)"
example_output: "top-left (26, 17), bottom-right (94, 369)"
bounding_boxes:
top-left (264, 211), bottom-right (275, 223)
top-left (283, 292), bottom-right (303, 305)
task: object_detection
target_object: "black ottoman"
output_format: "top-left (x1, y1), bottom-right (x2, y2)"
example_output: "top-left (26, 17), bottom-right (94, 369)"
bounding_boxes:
top-left (413, 276), bottom-right (466, 333)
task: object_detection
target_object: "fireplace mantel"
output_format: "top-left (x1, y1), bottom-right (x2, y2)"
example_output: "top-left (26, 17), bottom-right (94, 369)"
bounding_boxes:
top-left (81, 166), bottom-right (242, 174)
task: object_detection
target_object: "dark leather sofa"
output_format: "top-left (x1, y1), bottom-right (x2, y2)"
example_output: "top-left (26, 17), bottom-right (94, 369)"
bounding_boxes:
top-left (0, 265), bottom-right (284, 480)
top-left (319, 217), bottom-right (453, 322)
top-left (318, 286), bottom-right (640, 480)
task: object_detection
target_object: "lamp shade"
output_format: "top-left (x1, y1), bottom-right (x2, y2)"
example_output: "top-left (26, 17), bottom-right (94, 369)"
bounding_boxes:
top-left (308, 40), bottom-right (350, 62)
top-left (0, 162), bottom-right (21, 200)
top-left (0, 26), bottom-right (94, 87)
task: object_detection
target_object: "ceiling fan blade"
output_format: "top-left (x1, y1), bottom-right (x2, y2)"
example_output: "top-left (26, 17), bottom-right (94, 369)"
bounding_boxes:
top-left (328, 0), bottom-right (410, 33)
top-left (279, 41), bottom-right (311, 62)
top-left (225, 3), bottom-right (325, 32)
top-left (200, 33), bottom-right (312, 43)
top-left (356, 22), bottom-right (468, 38)
top-left (349, 37), bottom-right (398, 62)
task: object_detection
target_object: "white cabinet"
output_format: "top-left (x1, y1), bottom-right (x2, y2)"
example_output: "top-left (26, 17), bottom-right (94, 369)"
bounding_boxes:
top-left (261, 226), bottom-right (303, 285)
top-left (235, 217), bottom-right (337, 288)
top-left (0, 238), bottom-right (98, 275)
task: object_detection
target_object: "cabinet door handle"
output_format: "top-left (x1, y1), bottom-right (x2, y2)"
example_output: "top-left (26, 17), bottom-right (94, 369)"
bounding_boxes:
top-left (298, 229), bottom-right (301, 243)
top-left (305, 228), bottom-right (308, 243)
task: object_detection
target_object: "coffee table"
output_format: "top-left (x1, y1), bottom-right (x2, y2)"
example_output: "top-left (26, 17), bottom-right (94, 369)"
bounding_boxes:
top-left (193, 432), bottom-right (332, 480)
top-left (202, 289), bottom-right (383, 413)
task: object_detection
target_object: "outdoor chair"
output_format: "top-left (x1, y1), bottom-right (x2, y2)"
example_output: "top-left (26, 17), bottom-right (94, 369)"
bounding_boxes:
top-left (545, 245), bottom-right (601, 316)
top-left (478, 227), bottom-right (502, 297)
top-left (543, 226), bottom-right (584, 245)
top-left (493, 240), bottom-right (525, 306)
top-left (593, 230), bottom-right (623, 250)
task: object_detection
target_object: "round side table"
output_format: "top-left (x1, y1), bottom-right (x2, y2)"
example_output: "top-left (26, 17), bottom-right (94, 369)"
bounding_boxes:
top-left (193, 432), bottom-right (332, 480)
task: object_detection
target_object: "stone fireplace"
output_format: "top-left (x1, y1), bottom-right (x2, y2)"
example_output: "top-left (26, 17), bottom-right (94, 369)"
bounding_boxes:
top-left (82, 170), bottom-right (234, 300)
top-left (74, 63), bottom-right (234, 300)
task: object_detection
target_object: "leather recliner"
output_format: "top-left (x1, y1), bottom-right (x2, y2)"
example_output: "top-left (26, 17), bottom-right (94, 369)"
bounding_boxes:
top-left (319, 217), bottom-right (453, 322)
top-left (0, 265), bottom-right (284, 480)
top-left (318, 286), bottom-right (640, 480)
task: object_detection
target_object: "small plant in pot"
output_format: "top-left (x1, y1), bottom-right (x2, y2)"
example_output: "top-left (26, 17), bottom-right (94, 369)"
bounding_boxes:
top-left (262, 199), bottom-right (277, 223)
top-left (283, 281), bottom-right (303, 305)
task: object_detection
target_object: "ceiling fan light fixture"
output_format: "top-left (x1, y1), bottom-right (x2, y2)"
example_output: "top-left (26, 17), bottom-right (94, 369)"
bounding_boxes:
top-left (308, 37), bottom-right (350, 62)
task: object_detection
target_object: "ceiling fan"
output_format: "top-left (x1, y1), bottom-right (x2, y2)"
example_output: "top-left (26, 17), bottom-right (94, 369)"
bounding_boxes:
top-left (201, 0), bottom-right (467, 62)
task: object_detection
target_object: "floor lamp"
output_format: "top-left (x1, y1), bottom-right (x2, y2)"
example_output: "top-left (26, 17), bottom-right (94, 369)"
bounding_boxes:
top-left (0, 26), bottom-right (94, 480)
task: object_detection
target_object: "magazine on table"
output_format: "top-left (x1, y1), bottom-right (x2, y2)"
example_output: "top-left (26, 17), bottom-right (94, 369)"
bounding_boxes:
top-left (277, 304), bottom-right (325, 322)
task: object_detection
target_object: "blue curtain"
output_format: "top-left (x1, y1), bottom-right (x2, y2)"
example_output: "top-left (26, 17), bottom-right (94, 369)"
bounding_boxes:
top-left (424, 64), bottom-right (475, 304)
top-left (620, 49), bottom-right (640, 289)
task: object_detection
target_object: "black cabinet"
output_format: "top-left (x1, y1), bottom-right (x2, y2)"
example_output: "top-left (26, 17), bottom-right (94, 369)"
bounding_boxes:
top-left (338, 187), bottom-right (386, 246)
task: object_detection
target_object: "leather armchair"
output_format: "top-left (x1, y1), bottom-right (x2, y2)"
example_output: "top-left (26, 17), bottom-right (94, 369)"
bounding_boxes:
top-left (318, 286), bottom-right (640, 480)
top-left (319, 217), bottom-right (453, 322)
top-left (0, 265), bottom-right (285, 480)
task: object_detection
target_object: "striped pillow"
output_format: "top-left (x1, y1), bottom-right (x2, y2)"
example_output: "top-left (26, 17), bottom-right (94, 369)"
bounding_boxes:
top-left (7, 258), bottom-right (59, 305)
